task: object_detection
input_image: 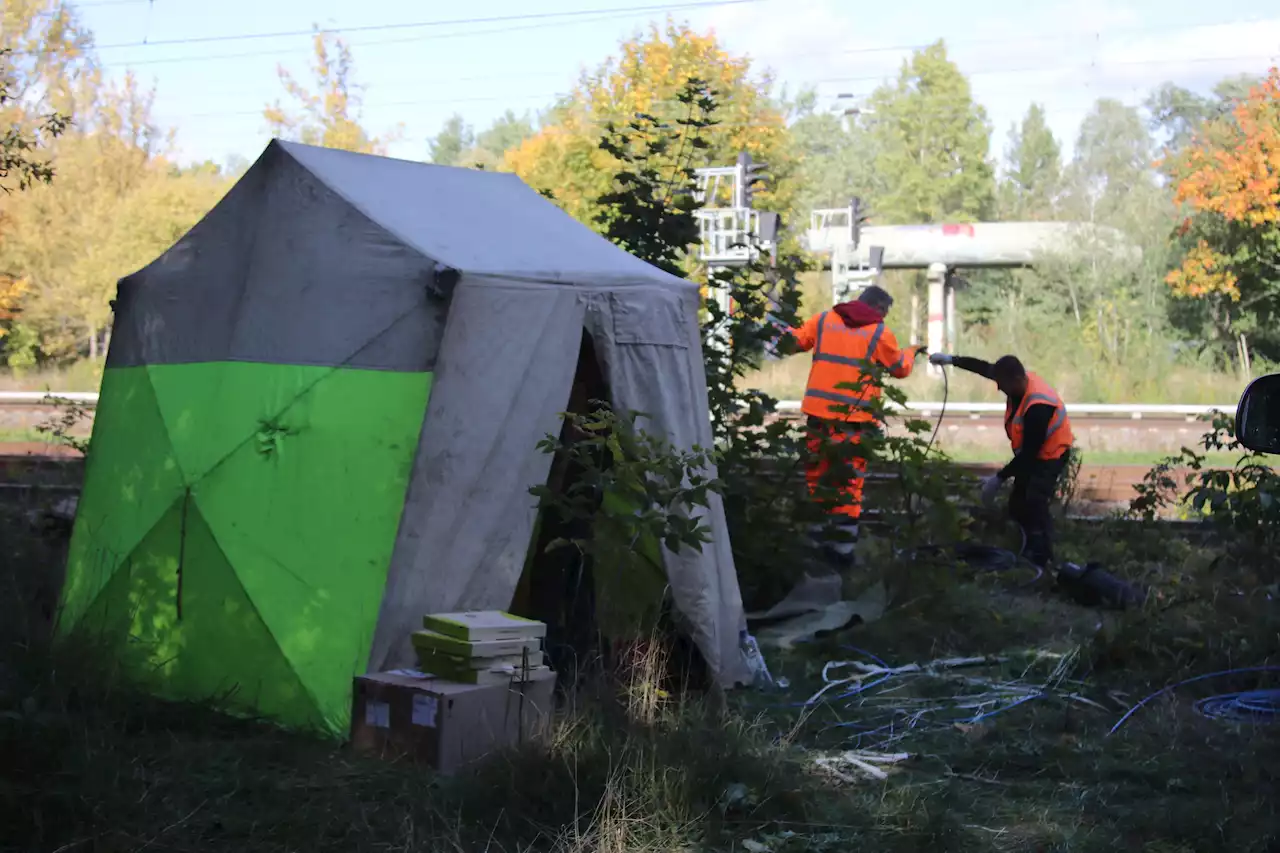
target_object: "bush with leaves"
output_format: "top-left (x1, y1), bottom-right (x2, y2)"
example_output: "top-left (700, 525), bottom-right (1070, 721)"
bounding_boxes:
top-left (36, 394), bottom-right (92, 456)
top-left (529, 405), bottom-right (719, 639)
top-left (1130, 413), bottom-right (1280, 562)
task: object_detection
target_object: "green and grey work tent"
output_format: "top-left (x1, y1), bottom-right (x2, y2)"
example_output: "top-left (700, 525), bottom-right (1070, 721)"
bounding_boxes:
top-left (59, 140), bottom-right (750, 735)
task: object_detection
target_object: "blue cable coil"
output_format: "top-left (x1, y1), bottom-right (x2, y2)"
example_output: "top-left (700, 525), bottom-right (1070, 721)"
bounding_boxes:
top-left (1109, 666), bottom-right (1280, 735)
top-left (1194, 688), bottom-right (1280, 723)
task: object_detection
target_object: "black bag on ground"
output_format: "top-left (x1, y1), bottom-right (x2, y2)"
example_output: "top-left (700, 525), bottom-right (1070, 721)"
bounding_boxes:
top-left (1056, 561), bottom-right (1145, 610)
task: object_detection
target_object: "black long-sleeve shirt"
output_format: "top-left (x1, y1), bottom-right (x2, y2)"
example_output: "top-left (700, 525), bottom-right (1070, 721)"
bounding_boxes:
top-left (951, 356), bottom-right (1054, 481)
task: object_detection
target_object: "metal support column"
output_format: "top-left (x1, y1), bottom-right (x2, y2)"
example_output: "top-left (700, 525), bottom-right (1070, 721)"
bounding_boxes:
top-left (944, 279), bottom-right (957, 356)
top-left (926, 262), bottom-right (946, 376)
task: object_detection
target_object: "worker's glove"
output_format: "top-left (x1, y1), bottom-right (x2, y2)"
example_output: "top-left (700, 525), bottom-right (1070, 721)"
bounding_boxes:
top-left (980, 474), bottom-right (1005, 508)
top-left (929, 353), bottom-right (954, 366)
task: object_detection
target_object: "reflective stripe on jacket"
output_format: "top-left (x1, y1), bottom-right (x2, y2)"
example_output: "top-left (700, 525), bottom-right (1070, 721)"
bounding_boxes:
top-left (793, 311), bottom-right (914, 421)
top-left (1005, 372), bottom-right (1074, 460)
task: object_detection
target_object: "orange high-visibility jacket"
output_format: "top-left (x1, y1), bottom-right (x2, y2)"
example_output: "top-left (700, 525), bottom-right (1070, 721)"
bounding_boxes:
top-left (1005, 372), bottom-right (1074, 460)
top-left (792, 311), bottom-right (915, 421)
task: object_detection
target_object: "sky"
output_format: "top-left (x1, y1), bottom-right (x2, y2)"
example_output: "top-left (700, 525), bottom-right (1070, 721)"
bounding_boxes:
top-left (75, 0), bottom-right (1280, 168)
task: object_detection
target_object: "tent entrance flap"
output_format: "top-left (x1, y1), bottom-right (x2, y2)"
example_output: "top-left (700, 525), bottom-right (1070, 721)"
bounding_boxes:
top-left (511, 330), bottom-right (609, 679)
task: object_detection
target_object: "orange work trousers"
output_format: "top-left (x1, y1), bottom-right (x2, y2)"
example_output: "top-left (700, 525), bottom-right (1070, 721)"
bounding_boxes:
top-left (805, 417), bottom-right (871, 520)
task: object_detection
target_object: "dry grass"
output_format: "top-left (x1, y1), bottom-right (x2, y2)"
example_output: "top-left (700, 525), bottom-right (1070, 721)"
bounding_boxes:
top-left (0, 359), bottom-right (103, 392)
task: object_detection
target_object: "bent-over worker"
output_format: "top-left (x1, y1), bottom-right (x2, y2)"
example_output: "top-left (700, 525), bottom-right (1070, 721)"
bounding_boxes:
top-left (929, 353), bottom-right (1074, 567)
top-left (783, 285), bottom-right (922, 558)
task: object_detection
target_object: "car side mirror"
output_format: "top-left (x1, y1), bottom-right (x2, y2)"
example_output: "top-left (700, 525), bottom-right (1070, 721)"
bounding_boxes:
top-left (1235, 373), bottom-right (1280, 455)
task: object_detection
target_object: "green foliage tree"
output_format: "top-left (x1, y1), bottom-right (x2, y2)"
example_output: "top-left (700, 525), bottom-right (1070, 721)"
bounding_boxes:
top-left (473, 110), bottom-right (535, 167)
top-left (1146, 74), bottom-right (1262, 162)
top-left (1064, 99), bottom-right (1157, 226)
top-left (427, 114), bottom-right (474, 165)
top-left (786, 90), bottom-right (883, 219)
top-left (593, 80), bottom-right (711, 276)
top-left (866, 40), bottom-right (995, 224)
top-left (263, 29), bottom-right (400, 154)
top-left (998, 103), bottom-right (1061, 220)
top-left (429, 110), bottom-right (535, 170)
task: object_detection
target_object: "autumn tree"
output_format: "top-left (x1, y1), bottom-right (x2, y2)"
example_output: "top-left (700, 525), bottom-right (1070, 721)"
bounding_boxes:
top-left (0, 2), bottom-right (92, 351)
top-left (2, 70), bottom-right (230, 360)
top-left (0, 0), bottom-right (96, 120)
top-left (1, 46), bottom-right (69, 341)
top-left (998, 103), bottom-right (1061, 220)
top-left (1165, 68), bottom-right (1280, 371)
top-left (1, 5), bottom-right (230, 365)
top-left (264, 30), bottom-right (399, 154)
top-left (502, 21), bottom-right (792, 230)
top-left (1, 51), bottom-right (70, 194)
top-left (865, 40), bottom-right (994, 224)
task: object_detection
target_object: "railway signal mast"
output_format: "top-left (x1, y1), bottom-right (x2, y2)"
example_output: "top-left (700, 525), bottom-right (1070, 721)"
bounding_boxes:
top-left (694, 151), bottom-right (781, 349)
top-left (831, 196), bottom-right (886, 305)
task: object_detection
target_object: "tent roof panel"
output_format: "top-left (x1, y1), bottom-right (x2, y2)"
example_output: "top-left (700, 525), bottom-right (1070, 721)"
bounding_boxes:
top-left (277, 140), bottom-right (690, 290)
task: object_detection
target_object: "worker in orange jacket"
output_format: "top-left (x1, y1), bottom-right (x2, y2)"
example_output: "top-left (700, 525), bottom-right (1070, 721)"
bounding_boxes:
top-left (782, 285), bottom-right (922, 560)
top-left (930, 353), bottom-right (1074, 567)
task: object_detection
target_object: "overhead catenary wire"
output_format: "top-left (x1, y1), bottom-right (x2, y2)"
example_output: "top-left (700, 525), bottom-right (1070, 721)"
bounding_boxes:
top-left (16, 0), bottom-right (778, 56)
top-left (153, 53), bottom-right (1277, 144)
top-left (141, 52), bottom-right (1280, 121)
top-left (43, 7), bottom-right (1280, 73)
top-left (24, 4), bottom-right (1273, 143)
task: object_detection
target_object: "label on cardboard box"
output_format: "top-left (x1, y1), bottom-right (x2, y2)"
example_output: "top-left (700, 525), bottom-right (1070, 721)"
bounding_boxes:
top-left (411, 693), bottom-right (439, 728)
top-left (365, 700), bottom-right (391, 729)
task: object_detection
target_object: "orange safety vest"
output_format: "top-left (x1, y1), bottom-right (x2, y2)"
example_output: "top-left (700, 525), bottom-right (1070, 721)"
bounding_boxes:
top-left (1005, 372), bottom-right (1074, 460)
top-left (802, 312), bottom-right (908, 421)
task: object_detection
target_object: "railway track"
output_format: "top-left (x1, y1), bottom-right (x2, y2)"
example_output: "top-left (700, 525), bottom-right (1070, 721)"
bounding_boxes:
top-left (0, 395), bottom-right (1232, 510)
top-left (0, 441), bottom-right (1170, 507)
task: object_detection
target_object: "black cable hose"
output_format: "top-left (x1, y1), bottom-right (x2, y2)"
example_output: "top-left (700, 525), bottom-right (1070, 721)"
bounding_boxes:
top-left (921, 351), bottom-right (947, 459)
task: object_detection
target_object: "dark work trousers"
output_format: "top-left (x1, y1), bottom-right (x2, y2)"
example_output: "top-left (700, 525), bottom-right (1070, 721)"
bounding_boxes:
top-left (1008, 451), bottom-right (1070, 567)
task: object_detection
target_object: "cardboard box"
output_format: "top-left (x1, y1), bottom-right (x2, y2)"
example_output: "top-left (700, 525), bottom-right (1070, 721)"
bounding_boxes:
top-left (349, 668), bottom-right (556, 774)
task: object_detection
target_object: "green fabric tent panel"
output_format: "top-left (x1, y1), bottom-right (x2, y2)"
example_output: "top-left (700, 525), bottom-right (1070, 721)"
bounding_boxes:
top-left (75, 498), bottom-right (186, 674)
top-left (78, 497), bottom-right (321, 728)
top-left (61, 367), bottom-right (188, 634)
top-left (144, 361), bottom-right (366, 485)
top-left (190, 366), bottom-right (432, 733)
